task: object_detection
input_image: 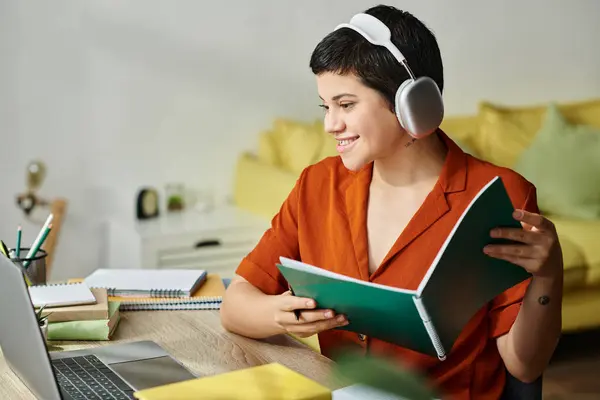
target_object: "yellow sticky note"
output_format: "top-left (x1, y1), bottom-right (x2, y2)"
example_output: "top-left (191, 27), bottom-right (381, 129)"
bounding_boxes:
top-left (133, 363), bottom-right (331, 400)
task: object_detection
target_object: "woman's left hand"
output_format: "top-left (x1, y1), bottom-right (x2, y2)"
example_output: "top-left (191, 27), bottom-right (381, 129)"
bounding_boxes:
top-left (484, 209), bottom-right (563, 278)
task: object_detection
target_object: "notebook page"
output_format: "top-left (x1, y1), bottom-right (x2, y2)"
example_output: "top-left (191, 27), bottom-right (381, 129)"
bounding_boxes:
top-left (29, 283), bottom-right (97, 308)
top-left (84, 269), bottom-right (207, 297)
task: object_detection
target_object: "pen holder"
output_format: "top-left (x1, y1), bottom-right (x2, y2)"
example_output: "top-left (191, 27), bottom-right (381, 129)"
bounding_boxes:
top-left (11, 248), bottom-right (48, 286)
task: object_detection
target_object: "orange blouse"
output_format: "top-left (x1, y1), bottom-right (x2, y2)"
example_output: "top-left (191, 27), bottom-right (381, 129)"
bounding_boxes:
top-left (235, 131), bottom-right (538, 399)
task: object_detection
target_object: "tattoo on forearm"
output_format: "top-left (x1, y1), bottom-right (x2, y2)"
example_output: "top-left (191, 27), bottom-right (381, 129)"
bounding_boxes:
top-left (538, 295), bottom-right (550, 305)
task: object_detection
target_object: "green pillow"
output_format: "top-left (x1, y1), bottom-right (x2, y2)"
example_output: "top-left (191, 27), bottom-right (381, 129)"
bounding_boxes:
top-left (514, 103), bottom-right (600, 220)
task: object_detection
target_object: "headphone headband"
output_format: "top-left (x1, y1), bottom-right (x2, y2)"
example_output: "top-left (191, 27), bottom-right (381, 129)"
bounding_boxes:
top-left (333, 12), bottom-right (444, 139)
top-left (335, 14), bottom-right (416, 80)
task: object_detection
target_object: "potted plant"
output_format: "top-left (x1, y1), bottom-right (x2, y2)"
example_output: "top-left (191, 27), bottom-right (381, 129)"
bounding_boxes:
top-left (36, 305), bottom-right (51, 342)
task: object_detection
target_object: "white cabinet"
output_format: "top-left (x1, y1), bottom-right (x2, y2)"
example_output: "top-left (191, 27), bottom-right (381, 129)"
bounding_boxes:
top-left (106, 206), bottom-right (270, 279)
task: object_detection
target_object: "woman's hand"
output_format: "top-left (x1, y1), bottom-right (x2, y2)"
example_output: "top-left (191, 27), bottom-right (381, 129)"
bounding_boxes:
top-left (271, 291), bottom-right (349, 338)
top-left (484, 209), bottom-right (563, 278)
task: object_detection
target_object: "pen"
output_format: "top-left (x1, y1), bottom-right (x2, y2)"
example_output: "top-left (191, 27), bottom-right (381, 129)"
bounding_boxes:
top-left (23, 215), bottom-right (53, 268)
top-left (288, 286), bottom-right (301, 321)
top-left (16, 225), bottom-right (22, 258)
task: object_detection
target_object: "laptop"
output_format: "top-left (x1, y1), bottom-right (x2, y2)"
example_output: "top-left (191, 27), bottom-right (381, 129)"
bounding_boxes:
top-left (0, 256), bottom-right (196, 400)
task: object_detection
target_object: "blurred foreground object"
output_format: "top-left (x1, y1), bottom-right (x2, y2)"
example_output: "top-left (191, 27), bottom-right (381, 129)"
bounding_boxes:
top-left (15, 159), bottom-right (67, 279)
top-left (330, 352), bottom-right (438, 400)
top-left (132, 362), bottom-right (331, 399)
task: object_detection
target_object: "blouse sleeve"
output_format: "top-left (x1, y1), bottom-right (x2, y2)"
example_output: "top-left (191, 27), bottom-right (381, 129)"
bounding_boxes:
top-left (234, 170), bottom-right (306, 295)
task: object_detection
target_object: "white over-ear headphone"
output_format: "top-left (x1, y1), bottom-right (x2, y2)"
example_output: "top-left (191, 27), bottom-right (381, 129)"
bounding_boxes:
top-left (335, 13), bottom-right (444, 139)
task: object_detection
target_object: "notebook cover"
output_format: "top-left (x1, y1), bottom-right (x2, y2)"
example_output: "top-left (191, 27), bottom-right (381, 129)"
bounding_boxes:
top-left (277, 259), bottom-right (434, 357)
top-left (47, 301), bottom-right (121, 341)
top-left (83, 269), bottom-right (207, 297)
top-left (133, 363), bottom-right (331, 400)
top-left (43, 288), bottom-right (109, 323)
top-left (417, 176), bottom-right (532, 354)
top-left (28, 282), bottom-right (97, 308)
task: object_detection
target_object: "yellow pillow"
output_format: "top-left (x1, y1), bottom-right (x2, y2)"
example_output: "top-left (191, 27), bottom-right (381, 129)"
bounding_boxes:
top-left (474, 98), bottom-right (600, 167)
top-left (271, 119), bottom-right (324, 174)
top-left (314, 121), bottom-right (339, 161)
top-left (440, 114), bottom-right (480, 153)
top-left (257, 131), bottom-right (280, 166)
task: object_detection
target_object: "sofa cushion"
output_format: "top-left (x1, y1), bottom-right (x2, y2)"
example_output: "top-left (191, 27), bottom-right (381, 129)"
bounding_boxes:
top-left (257, 131), bottom-right (280, 166)
top-left (440, 115), bottom-right (481, 155)
top-left (316, 129), bottom-right (339, 161)
top-left (271, 119), bottom-right (324, 174)
top-left (555, 235), bottom-right (588, 292)
top-left (550, 215), bottom-right (600, 290)
top-left (233, 152), bottom-right (298, 219)
top-left (514, 104), bottom-right (600, 220)
top-left (473, 98), bottom-right (600, 168)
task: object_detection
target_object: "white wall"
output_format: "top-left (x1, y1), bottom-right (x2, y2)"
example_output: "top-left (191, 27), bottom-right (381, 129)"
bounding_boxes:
top-left (1, 0), bottom-right (599, 280)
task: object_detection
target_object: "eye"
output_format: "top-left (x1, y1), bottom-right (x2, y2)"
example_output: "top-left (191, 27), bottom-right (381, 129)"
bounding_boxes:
top-left (340, 102), bottom-right (354, 110)
top-left (319, 104), bottom-right (329, 112)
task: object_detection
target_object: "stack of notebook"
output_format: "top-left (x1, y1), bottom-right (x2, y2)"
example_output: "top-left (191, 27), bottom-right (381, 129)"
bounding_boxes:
top-left (29, 283), bottom-right (121, 341)
top-left (83, 269), bottom-right (225, 311)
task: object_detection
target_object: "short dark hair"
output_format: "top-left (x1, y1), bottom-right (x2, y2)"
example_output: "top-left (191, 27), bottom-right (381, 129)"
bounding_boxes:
top-left (309, 4), bottom-right (444, 109)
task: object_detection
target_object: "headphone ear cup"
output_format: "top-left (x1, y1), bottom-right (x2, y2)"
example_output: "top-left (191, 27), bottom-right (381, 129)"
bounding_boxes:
top-left (394, 77), bottom-right (444, 139)
top-left (394, 79), bottom-right (414, 130)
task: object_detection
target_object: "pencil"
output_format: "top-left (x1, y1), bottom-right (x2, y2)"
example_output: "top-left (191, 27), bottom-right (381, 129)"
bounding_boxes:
top-left (16, 225), bottom-right (22, 258)
top-left (289, 286), bottom-right (301, 321)
top-left (23, 216), bottom-right (53, 268)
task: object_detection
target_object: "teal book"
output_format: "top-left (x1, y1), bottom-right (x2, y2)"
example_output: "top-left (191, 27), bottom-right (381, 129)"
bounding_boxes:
top-left (277, 176), bottom-right (531, 360)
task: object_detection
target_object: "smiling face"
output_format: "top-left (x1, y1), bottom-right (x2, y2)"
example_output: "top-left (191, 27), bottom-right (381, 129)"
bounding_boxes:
top-left (317, 72), bottom-right (407, 171)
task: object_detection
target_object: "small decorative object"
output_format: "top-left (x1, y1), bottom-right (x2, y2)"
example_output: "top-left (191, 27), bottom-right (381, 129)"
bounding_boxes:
top-left (16, 159), bottom-right (49, 215)
top-left (189, 188), bottom-right (215, 213)
top-left (165, 183), bottom-right (185, 212)
top-left (14, 159), bottom-right (68, 279)
top-left (136, 187), bottom-right (160, 220)
top-left (36, 305), bottom-right (51, 342)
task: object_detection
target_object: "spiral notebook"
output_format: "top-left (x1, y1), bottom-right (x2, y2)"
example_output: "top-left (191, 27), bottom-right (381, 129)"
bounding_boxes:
top-left (109, 273), bottom-right (225, 311)
top-left (29, 282), bottom-right (97, 308)
top-left (83, 269), bottom-right (207, 298)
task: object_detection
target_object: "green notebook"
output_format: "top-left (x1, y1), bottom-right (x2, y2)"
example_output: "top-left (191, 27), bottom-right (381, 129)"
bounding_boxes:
top-left (47, 301), bottom-right (121, 341)
top-left (277, 176), bottom-right (531, 360)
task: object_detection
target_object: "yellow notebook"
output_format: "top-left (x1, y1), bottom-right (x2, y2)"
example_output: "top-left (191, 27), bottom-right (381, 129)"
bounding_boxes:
top-left (133, 363), bottom-right (332, 400)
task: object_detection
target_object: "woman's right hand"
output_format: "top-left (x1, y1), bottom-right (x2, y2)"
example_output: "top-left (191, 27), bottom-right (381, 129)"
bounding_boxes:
top-left (271, 291), bottom-right (349, 338)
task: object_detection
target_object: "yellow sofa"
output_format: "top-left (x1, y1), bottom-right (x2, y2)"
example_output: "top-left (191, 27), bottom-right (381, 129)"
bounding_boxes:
top-left (232, 99), bottom-right (600, 335)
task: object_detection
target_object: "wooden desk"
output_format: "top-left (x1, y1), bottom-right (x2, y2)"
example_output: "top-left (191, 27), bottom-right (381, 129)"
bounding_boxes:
top-left (0, 311), bottom-right (336, 399)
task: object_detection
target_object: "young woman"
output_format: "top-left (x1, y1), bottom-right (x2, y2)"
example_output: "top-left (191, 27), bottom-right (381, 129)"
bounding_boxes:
top-left (220, 5), bottom-right (563, 399)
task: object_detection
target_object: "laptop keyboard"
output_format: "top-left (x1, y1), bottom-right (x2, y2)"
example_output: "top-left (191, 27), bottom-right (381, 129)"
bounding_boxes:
top-left (52, 354), bottom-right (135, 400)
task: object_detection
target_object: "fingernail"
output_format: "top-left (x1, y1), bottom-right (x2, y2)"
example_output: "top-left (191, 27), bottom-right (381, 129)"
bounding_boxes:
top-left (324, 311), bottom-right (333, 318)
top-left (337, 315), bottom-right (345, 323)
top-left (490, 229), bottom-right (499, 237)
top-left (513, 210), bottom-right (523, 219)
top-left (306, 300), bottom-right (315, 308)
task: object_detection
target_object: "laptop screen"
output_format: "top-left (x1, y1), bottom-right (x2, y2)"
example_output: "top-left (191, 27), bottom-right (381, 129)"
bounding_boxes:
top-left (0, 256), bottom-right (62, 400)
